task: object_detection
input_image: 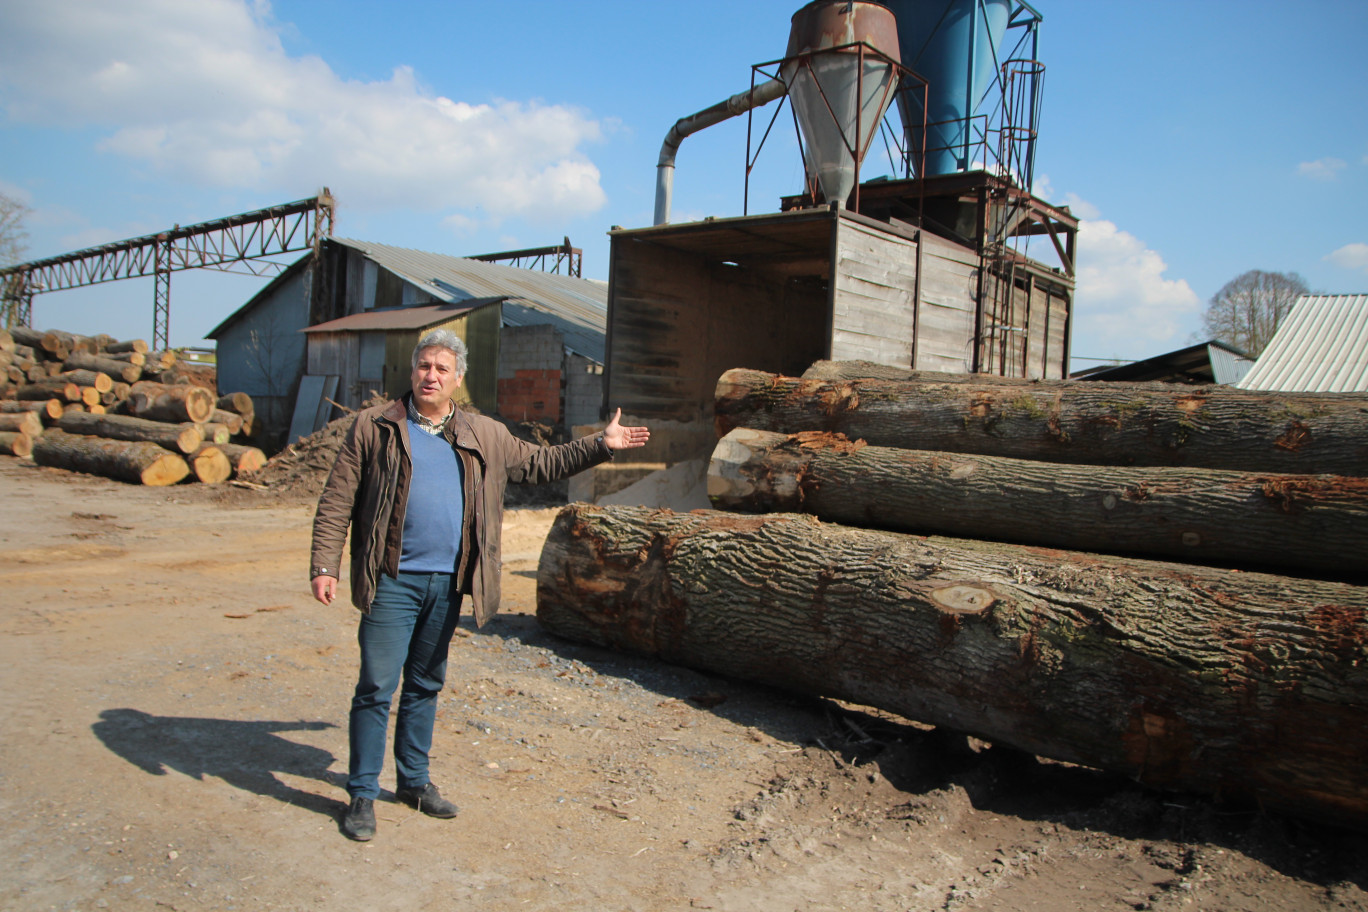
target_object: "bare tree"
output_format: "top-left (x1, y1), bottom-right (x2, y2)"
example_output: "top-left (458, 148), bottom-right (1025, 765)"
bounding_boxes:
top-left (0, 190), bottom-right (30, 267)
top-left (1201, 269), bottom-right (1308, 356)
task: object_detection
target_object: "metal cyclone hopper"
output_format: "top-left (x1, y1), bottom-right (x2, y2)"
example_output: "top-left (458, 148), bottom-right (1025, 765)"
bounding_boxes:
top-left (882, 0), bottom-right (1012, 176)
top-left (781, 1), bottom-right (902, 207)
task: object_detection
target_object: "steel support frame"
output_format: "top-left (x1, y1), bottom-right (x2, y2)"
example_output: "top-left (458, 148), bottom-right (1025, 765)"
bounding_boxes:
top-left (470, 239), bottom-right (582, 277)
top-left (0, 193), bottom-right (335, 340)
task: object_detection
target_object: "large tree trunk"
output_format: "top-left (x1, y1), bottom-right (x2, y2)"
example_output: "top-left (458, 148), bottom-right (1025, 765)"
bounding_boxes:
top-left (103, 338), bottom-right (149, 355)
top-left (0, 411), bottom-right (44, 437)
top-left (714, 368), bottom-right (1368, 476)
top-left (55, 411), bottom-right (203, 454)
top-left (0, 399), bottom-right (63, 420)
top-left (537, 504), bottom-right (1368, 830)
top-left (0, 431), bottom-right (33, 457)
top-left (32, 429), bottom-right (189, 485)
top-left (215, 442), bottom-right (267, 477)
top-left (126, 381), bottom-right (214, 424)
top-left (216, 392), bottom-right (254, 415)
top-left (55, 369), bottom-right (113, 393)
top-left (708, 428), bottom-right (1368, 576)
top-left (188, 445), bottom-right (231, 484)
top-left (62, 352), bottom-right (143, 384)
top-left (16, 378), bottom-right (81, 402)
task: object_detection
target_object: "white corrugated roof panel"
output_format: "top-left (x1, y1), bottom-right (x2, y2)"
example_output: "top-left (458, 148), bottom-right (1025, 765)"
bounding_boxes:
top-left (1236, 294), bottom-right (1368, 392)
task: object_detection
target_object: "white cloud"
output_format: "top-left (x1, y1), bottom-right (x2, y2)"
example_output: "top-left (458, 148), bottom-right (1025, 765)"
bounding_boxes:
top-left (1070, 217), bottom-right (1202, 361)
top-left (1297, 157), bottom-right (1347, 181)
top-left (1060, 192), bottom-right (1100, 220)
top-left (1326, 242), bottom-right (1368, 275)
top-left (0, 0), bottom-right (607, 224)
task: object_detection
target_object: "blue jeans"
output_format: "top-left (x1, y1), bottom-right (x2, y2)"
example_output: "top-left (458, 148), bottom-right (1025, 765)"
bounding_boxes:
top-left (347, 571), bottom-right (462, 799)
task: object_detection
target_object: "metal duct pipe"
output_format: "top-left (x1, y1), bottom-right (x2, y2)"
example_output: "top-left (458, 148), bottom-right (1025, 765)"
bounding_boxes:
top-left (653, 78), bottom-right (788, 226)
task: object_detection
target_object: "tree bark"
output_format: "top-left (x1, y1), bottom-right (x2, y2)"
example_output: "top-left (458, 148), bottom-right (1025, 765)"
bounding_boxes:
top-left (9, 329), bottom-right (45, 351)
top-left (0, 411), bottom-right (43, 437)
top-left (188, 445), bottom-right (232, 484)
top-left (0, 431), bottom-right (33, 457)
top-left (55, 411), bottom-right (204, 454)
top-left (216, 392), bottom-right (254, 415)
top-left (32, 429), bottom-right (189, 485)
top-left (62, 352), bottom-right (143, 384)
top-left (199, 423), bottom-right (231, 444)
top-left (54, 370), bottom-right (113, 393)
top-left (708, 428), bottom-right (1368, 576)
top-left (104, 338), bottom-right (149, 355)
top-left (537, 504), bottom-right (1368, 830)
top-left (215, 442), bottom-right (267, 476)
top-left (127, 381), bottom-right (214, 424)
top-left (714, 368), bottom-right (1368, 476)
top-left (209, 409), bottom-right (244, 435)
top-left (16, 379), bottom-right (81, 402)
top-left (0, 399), bottom-right (63, 420)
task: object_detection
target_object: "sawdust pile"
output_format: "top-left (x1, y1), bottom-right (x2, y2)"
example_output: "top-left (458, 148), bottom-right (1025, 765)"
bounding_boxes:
top-left (249, 411), bottom-right (359, 500)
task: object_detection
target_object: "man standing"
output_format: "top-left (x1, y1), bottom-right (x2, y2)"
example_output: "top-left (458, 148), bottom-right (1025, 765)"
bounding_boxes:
top-left (310, 329), bottom-right (648, 841)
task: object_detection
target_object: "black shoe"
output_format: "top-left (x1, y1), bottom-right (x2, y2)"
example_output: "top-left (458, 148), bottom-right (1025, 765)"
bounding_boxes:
top-left (341, 796), bottom-right (376, 841)
top-left (396, 782), bottom-right (460, 818)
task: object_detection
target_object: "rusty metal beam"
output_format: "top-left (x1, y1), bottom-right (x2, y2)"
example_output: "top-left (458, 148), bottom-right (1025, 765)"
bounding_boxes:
top-left (0, 192), bottom-right (335, 347)
top-left (470, 238), bottom-right (582, 278)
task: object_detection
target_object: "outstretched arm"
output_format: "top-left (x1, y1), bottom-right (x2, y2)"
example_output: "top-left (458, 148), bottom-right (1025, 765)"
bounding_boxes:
top-left (602, 407), bottom-right (650, 452)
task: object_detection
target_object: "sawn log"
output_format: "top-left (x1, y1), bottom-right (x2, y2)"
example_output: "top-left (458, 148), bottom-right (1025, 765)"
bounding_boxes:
top-left (537, 504), bottom-right (1368, 830)
top-left (708, 428), bottom-right (1368, 575)
top-left (0, 431), bottom-right (33, 457)
top-left (55, 411), bottom-right (203, 454)
top-left (32, 429), bottom-right (189, 485)
top-left (127, 381), bottom-right (214, 424)
top-left (714, 368), bottom-right (1368, 476)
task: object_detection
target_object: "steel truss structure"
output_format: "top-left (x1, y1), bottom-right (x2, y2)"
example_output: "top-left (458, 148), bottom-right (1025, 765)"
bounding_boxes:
top-left (470, 237), bottom-right (582, 278)
top-left (1, 192), bottom-right (335, 350)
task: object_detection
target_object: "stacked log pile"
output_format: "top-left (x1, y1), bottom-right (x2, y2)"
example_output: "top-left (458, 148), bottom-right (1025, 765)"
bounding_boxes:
top-left (0, 327), bottom-right (265, 485)
top-left (537, 363), bottom-right (1368, 830)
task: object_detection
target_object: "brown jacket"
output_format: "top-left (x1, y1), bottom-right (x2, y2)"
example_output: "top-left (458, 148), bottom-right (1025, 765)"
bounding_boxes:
top-left (310, 395), bottom-right (610, 627)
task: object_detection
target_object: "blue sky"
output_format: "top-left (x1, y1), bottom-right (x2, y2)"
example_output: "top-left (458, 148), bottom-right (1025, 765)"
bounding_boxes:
top-left (1, 0), bottom-right (1365, 371)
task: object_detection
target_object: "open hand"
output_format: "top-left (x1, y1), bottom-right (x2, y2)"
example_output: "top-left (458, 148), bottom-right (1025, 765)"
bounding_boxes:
top-left (602, 408), bottom-right (650, 451)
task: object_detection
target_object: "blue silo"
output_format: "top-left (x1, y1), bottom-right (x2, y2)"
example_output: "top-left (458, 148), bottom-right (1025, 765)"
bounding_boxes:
top-left (879, 0), bottom-right (1014, 176)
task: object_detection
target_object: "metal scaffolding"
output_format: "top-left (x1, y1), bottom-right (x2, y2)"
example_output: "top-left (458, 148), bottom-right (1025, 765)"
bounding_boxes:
top-left (0, 191), bottom-right (335, 350)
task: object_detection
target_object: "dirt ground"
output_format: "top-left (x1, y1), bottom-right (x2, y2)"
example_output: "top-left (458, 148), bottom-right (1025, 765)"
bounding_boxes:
top-left (1, 454), bottom-right (1365, 912)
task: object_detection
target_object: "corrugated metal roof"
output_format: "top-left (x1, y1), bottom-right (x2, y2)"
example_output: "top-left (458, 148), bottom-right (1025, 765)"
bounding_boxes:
top-left (302, 298), bottom-right (499, 333)
top-left (1236, 294), bottom-right (1368, 392)
top-left (331, 237), bottom-right (607, 362)
top-left (1207, 343), bottom-right (1255, 385)
top-left (1072, 339), bottom-right (1252, 384)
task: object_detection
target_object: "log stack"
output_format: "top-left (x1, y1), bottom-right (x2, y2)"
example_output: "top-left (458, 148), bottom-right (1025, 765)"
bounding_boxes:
top-left (0, 325), bottom-right (266, 486)
top-left (537, 363), bottom-right (1368, 831)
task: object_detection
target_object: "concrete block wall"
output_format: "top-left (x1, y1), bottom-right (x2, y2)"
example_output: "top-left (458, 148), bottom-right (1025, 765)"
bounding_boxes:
top-left (564, 353), bottom-right (604, 430)
top-left (498, 324), bottom-right (564, 423)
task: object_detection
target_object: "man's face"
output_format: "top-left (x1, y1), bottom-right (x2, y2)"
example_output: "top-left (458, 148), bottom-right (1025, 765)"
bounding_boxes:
top-left (410, 346), bottom-right (463, 415)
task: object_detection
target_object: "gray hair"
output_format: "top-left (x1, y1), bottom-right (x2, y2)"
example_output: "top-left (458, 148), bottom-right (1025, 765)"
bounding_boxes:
top-left (412, 329), bottom-right (468, 374)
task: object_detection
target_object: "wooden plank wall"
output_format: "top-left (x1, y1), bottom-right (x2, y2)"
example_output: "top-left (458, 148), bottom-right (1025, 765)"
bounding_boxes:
top-left (608, 240), bottom-right (827, 428)
top-left (914, 232), bottom-right (980, 373)
top-left (830, 220), bottom-right (918, 365)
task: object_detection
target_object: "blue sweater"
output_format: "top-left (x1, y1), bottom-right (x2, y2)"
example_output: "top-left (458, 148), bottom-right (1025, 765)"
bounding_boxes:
top-left (398, 421), bottom-right (465, 573)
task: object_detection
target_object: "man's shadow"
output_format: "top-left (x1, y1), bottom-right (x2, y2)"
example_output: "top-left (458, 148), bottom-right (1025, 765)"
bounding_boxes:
top-left (93, 708), bottom-right (343, 818)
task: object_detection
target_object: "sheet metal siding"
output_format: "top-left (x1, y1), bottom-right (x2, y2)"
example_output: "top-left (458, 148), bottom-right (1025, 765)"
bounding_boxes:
top-left (331, 237), bottom-right (606, 363)
top-left (1238, 295), bottom-right (1368, 392)
top-left (1208, 344), bottom-right (1253, 385)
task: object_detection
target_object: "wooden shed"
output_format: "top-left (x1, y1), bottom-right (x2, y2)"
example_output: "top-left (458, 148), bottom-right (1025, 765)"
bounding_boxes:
top-left (602, 172), bottom-right (1077, 466)
top-left (301, 299), bottom-right (502, 414)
